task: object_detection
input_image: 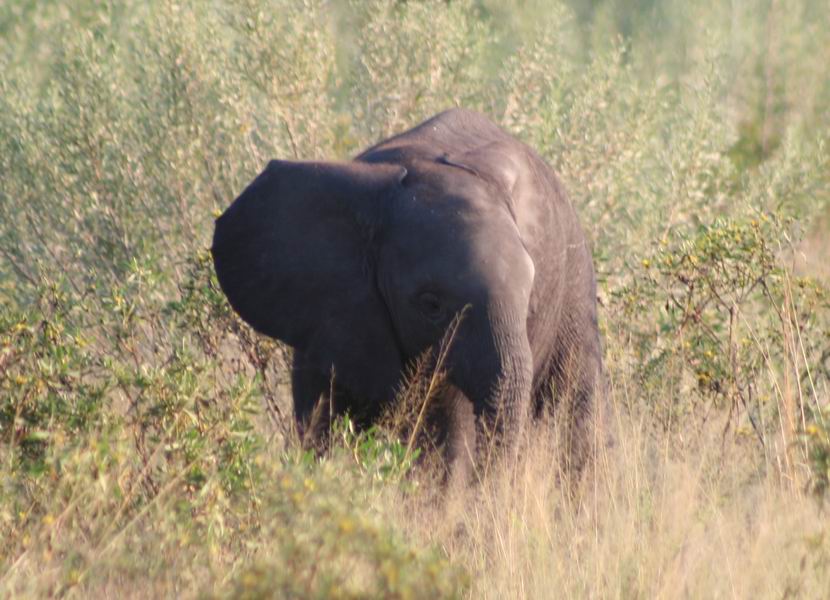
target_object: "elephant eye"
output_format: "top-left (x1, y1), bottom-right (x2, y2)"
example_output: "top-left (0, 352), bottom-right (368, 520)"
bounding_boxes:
top-left (418, 292), bottom-right (444, 321)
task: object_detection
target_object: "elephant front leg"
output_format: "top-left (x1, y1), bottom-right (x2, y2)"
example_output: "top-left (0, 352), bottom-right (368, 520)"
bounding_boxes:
top-left (291, 353), bottom-right (339, 450)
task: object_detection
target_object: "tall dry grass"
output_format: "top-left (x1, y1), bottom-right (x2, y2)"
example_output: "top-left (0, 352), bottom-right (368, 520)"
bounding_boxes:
top-left (5, 397), bottom-right (830, 598)
top-left (381, 301), bottom-right (830, 598)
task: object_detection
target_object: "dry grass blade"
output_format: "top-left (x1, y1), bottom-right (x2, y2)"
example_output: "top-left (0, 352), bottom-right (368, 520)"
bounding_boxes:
top-left (404, 305), bottom-right (470, 463)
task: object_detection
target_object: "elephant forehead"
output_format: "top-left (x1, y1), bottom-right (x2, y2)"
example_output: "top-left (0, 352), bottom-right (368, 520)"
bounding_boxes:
top-left (383, 218), bottom-right (472, 272)
top-left (384, 203), bottom-right (533, 297)
top-left (387, 194), bottom-right (496, 254)
top-left (390, 177), bottom-right (501, 229)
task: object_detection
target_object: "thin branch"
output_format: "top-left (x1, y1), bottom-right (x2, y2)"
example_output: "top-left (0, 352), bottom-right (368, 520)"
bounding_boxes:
top-left (0, 246), bottom-right (38, 288)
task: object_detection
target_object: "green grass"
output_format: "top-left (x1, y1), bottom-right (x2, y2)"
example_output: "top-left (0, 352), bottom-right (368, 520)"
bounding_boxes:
top-left (1, 0), bottom-right (829, 597)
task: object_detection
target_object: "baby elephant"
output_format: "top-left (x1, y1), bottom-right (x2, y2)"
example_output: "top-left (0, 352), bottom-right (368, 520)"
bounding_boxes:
top-left (212, 109), bottom-right (603, 483)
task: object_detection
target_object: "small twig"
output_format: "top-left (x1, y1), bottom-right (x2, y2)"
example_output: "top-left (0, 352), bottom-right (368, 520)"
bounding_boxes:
top-left (282, 116), bottom-right (299, 160)
top-left (0, 246), bottom-right (39, 288)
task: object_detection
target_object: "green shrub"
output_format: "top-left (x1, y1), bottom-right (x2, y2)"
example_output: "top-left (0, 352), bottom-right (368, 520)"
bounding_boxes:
top-left (611, 212), bottom-right (829, 445)
top-left (1, 281), bottom-right (109, 476)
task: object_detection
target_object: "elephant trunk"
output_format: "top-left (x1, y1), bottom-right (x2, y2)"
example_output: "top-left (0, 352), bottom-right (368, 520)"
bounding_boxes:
top-left (488, 332), bottom-right (533, 461)
top-left (450, 307), bottom-right (533, 461)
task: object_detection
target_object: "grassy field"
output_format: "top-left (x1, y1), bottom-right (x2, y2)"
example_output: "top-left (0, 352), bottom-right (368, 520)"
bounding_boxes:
top-left (1, 0), bottom-right (829, 597)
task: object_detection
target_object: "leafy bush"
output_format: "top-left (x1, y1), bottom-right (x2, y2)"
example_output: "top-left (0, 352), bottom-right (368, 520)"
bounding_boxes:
top-left (611, 213), bottom-right (829, 446)
top-left (1, 282), bottom-right (109, 475)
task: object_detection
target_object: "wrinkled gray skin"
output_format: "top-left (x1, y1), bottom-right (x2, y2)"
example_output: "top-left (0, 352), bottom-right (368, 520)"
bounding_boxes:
top-left (212, 109), bottom-right (603, 484)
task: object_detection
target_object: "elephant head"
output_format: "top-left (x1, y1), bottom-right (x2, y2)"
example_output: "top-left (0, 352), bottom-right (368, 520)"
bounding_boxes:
top-left (212, 151), bottom-right (536, 447)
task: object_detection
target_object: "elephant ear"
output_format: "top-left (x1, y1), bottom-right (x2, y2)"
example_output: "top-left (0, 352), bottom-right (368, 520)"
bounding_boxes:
top-left (212, 160), bottom-right (407, 403)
